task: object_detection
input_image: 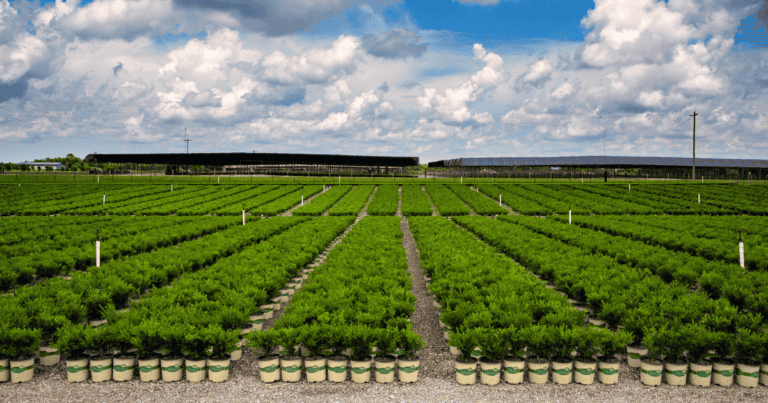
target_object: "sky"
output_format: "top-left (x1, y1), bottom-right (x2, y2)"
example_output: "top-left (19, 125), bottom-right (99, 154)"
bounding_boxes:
top-left (0, 0), bottom-right (767, 164)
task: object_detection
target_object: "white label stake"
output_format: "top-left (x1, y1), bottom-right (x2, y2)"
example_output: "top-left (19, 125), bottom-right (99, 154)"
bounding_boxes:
top-left (171, 184), bottom-right (173, 192)
top-left (500, 194), bottom-right (502, 206)
top-left (740, 241), bottom-right (745, 268)
top-left (301, 195), bottom-right (304, 206)
top-left (96, 241), bottom-right (101, 267)
top-left (569, 210), bottom-right (572, 224)
top-left (242, 210), bottom-right (245, 225)
top-left (698, 194), bottom-right (700, 203)
top-left (461, 177), bottom-right (463, 183)
top-left (103, 194), bottom-right (105, 205)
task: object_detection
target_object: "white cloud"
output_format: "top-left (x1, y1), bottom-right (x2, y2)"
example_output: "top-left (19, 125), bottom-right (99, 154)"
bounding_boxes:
top-left (59, 0), bottom-right (175, 39)
top-left (517, 58), bottom-right (554, 88)
top-left (261, 35), bottom-right (361, 85)
top-left (551, 82), bottom-right (573, 99)
top-left (0, 33), bottom-right (47, 82)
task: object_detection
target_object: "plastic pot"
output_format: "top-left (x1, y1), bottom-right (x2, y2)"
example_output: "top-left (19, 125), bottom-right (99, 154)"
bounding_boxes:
top-left (305, 357), bottom-right (326, 383)
top-left (10, 356), bottom-right (34, 383)
top-left (761, 363), bottom-right (768, 387)
top-left (502, 357), bottom-right (525, 384)
top-left (479, 359), bottom-right (502, 385)
top-left (374, 356), bottom-right (396, 383)
top-left (626, 345), bottom-right (647, 368)
top-left (664, 361), bottom-right (687, 386)
top-left (598, 357), bottom-right (620, 385)
top-left (735, 363), bottom-right (759, 388)
top-left (90, 356), bottom-right (113, 382)
top-left (185, 358), bottom-right (207, 382)
top-left (161, 357), bottom-right (183, 382)
top-left (113, 355), bottom-right (135, 382)
top-left (397, 357), bottom-right (420, 383)
top-left (258, 355), bottom-right (280, 383)
top-left (455, 358), bottom-right (477, 385)
top-left (208, 354), bottom-right (231, 383)
top-left (574, 359), bottom-right (597, 385)
top-left (327, 356), bottom-right (348, 383)
top-left (66, 357), bottom-right (89, 383)
top-left (0, 358), bottom-right (9, 382)
top-left (249, 313), bottom-right (264, 331)
top-left (138, 357), bottom-right (161, 382)
top-left (281, 356), bottom-right (302, 382)
top-left (640, 360), bottom-right (663, 386)
top-left (350, 357), bottom-right (372, 384)
top-left (688, 362), bottom-right (712, 387)
top-left (712, 360), bottom-right (734, 387)
top-left (231, 336), bottom-right (244, 361)
top-left (551, 361), bottom-right (573, 385)
top-left (39, 345), bottom-right (61, 366)
top-left (527, 359), bottom-right (549, 384)
top-left (259, 304), bottom-right (274, 320)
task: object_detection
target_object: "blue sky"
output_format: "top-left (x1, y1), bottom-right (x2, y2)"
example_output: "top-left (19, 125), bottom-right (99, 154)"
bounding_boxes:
top-left (1, 0), bottom-right (767, 164)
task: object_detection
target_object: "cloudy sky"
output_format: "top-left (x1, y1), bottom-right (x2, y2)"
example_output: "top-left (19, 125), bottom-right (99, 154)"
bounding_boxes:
top-left (1, 0), bottom-right (766, 164)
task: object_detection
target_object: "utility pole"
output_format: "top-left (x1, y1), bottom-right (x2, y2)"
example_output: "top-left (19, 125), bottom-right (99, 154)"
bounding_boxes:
top-left (183, 129), bottom-right (192, 154)
top-left (690, 111), bottom-right (698, 180)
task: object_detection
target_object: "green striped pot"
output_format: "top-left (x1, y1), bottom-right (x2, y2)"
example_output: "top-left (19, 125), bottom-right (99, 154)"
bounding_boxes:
top-left (281, 357), bottom-right (302, 382)
top-left (327, 357), bottom-right (348, 383)
top-left (688, 362), bottom-right (712, 387)
top-left (398, 358), bottom-right (420, 383)
top-left (735, 363), bottom-right (759, 388)
top-left (527, 360), bottom-right (549, 384)
top-left (10, 357), bottom-right (35, 383)
top-left (598, 359), bottom-right (620, 385)
top-left (305, 357), bottom-right (327, 383)
top-left (552, 361), bottom-right (573, 385)
top-left (90, 357), bottom-right (113, 382)
top-left (502, 358), bottom-right (525, 384)
top-left (479, 360), bottom-right (502, 385)
top-left (0, 358), bottom-right (9, 383)
top-left (208, 355), bottom-right (231, 383)
top-left (626, 345), bottom-right (647, 368)
top-left (374, 357), bottom-right (396, 383)
top-left (259, 304), bottom-right (274, 320)
top-left (39, 346), bottom-right (61, 366)
top-left (350, 358), bottom-right (372, 384)
top-left (574, 360), bottom-right (596, 385)
top-left (138, 357), bottom-right (161, 382)
top-left (66, 358), bottom-right (89, 383)
top-left (249, 313), bottom-right (264, 331)
top-left (258, 356), bottom-right (281, 383)
top-left (712, 361), bottom-right (734, 386)
top-left (455, 359), bottom-right (477, 385)
top-left (161, 357), bottom-right (183, 382)
top-left (664, 362), bottom-right (687, 386)
top-left (640, 360), bottom-right (663, 386)
top-left (761, 363), bottom-right (768, 387)
top-left (231, 337), bottom-right (244, 361)
top-left (113, 356), bottom-right (135, 382)
top-left (185, 358), bottom-right (207, 383)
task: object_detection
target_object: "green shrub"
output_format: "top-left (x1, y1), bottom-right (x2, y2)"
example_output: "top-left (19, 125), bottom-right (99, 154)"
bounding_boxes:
top-left (54, 322), bottom-right (90, 358)
top-left (203, 325), bottom-right (238, 358)
top-left (735, 328), bottom-right (767, 365)
top-left (347, 325), bottom-right (375, 361)
top-left (478, 329), bottom-right (509, 362)
top-left (4, 327), bottom-right (42, 359)
top-left (449, 329), bottom-right (481, 362)
top-left (130, 319), bottom-right (164, 359)
top-left (246, 329), bottom-right (279, 358)
top-left (276, 327), bottom-right (301, 357)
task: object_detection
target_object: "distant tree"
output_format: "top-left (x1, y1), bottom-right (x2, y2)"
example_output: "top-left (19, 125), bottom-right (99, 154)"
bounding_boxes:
top-left (20, 164), bottom-right (29, 171)
top-left (45, 166), bottom-right (53, 172)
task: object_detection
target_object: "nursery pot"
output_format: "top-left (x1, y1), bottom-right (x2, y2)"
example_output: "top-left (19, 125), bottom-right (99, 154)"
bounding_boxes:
top-left (527, 358), bottom-right (549, 384)
top-left (90, 356), bottom-right (113, 382)
top-left (240, 323), bottom-right (254, 336)
top-left (271, 298), bottom-right (282, 311)
top-left (350, 357), bottom-right (373, 384)
top-left (327, 356), bottom-right (348, 383)
top-left (0, 358), bottom-right (9, 383)
top-left (664, 360), bottom-right (688, 386)
top-left (39, 344), bottom-right (61, 366)
top-left (258, 355), bottom-right (280, 383)
top-left (712, 360), bottom-right (735, 387)
top-left (455, 357), bottom-right (478, 385)
top-left (278, 288), bottom-right (290, 303)
top-left (113, 355), bottom-right (135, 382)
top-left (688, 362), bottom-right (712, 387)
top-left (735, 363), bottom-right (760, 388)
top-left (259, 304), bottom-right (274, 320)
top-left (761, 363), bottom-right (768, 387)
top-left (66, 357), bottom-right (89, 383)
top-left (449, 346), bottom-right (460, 356)
top-left (503, 357), bottom-right (525, 384)
top-left (161, 356), bottom-right (183, 382)
top-left (626, 345), bottom-right (647, 368)
top-left (281, 356), bottom-right (302, 382)
top-left (138, 357), bottom-right (161, 382)
top-left (374, 355), bottom-right (396, 383)
top-left (598, 357), bottom-right (620, 385)
top-left (640, 359), bottom-right (663, 386)
top-left (208, 355), bottom-right (231, 383)
top-left (398, 357), bottom-right (420, 383)
top-left (185, 358), bottom-right (207, 383)
top-left (231, 336), bottom-right (244, 361)
top-left (552, 361), bottom-right (573, 385)
top-left (249, 313), bottom-right (264, 331)
top-left (479, 358), bottom-right (502, 385)
top-left (305, 357), bottom-right (327, 383)
top-left (574, 359), bottom-right (597, 385)
top-left (10, 356), bottom-right (35, 383)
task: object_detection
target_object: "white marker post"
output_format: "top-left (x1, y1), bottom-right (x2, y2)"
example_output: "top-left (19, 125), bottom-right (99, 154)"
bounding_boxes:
top-left (242, 204), bottom-right (245, 226)
top-left (301, 195), bottom-right (304, 206)
top-left (461, 177), bottom-right (463, 183)
top-left (629, 183), bottom-right (631, 190)
top-left (339, 176), bottom-right (341, 184)
top-left (739, 230), bottom-right (745, 269)
top-left (97, 175), bottom-right (99, 183)
top-left (103, 194), bottom-right (105, 205)
top-left (569, 210), bottom-right (572, 225)
top-left (95, 228), bottom-right (101, 268)
top-left (499, 194), bottom-right (502, 206)
top-left (218, 176), bottom-right (220, 183)
top-left (582, 178), bottom-right (583, 184)
top-left (698, 194), bottom-right (700, 204)
top-left (171, 184), bottom-right (173, 192)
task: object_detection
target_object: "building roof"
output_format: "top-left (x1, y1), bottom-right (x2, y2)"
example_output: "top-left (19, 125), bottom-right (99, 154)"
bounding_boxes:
top-left (84, 153), bottom-right (419, 167)
top-left (429, 156), bottom-right (768, 168)
top-left (17, 162), bottom-right (66, 166)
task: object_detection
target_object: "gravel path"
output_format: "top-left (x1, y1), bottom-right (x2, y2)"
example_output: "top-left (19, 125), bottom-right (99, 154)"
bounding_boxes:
top-left (444, 185), bottom-right (477, 216)
top-left (471, 185), bottom-right (515, 215)
top-left (396, 186), bottom-right (402, 218)
top-left (421, 186), bottom-right (439, 217)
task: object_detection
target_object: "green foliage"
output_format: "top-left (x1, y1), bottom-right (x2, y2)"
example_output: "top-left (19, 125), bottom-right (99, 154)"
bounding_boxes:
top-left (526, 325), bottom-right (558, 360)
top-left (449, 328), bottom-right (481, 361)
top-left (600, 328), bottom-right (632, 360)
top-left (130, 319), bottom-right (164, 359)
top-left (276, 327), bottom-right (301, 357)
top-left (710, 330), bottom-right (736, 361)
top-left (54, 322), bottom-right (90, 358)
top-left (3, 326), bottom-right (42, 359)
top-left (735, 328), bottom-right (767, 365)
top-left (217, 306), bottom-right (249, 331)
top-left (160, 323), bottom-right (189, 358)
top-left (85, 324), bottom-right (115, 357)
top-left (399, 328), bottom-right (425, 359)
top-left (574, 326), bottom-right (603, 360)
top-left (685, 323), bottom-right (717, 364)
top-left (477, 328), bottom-right (509, 362)
top-left (246, 330), bottom-right (279, 358)
top-left (501, 327), bottom-right (528, 360)
top-left (347, 325), bottom-right (375, 361)
top-left (374, 327), bottom-right (399, 357)
top-left (299, 324), bottom-right (327, 358)
top-left (203, 325), bottom-right (239, 358)
top-left (182, 328), bottom-right (212, 361)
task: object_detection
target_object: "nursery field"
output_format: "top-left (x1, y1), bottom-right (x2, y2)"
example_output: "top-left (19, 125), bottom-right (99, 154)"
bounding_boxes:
top-left (1, 183), bottom-right (768, 402)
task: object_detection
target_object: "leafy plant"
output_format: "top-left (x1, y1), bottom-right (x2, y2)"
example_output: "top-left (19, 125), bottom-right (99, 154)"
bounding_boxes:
top-left (641, 327), bottom-right (664, 363)
top-left (526, 325), bottom-right (557, 360)
top-left (601, 328), bottom-right (632, 361)
top-left (710, 330), bottom-right (736, 362)
top-left (182, 328), bottom-right (211, 361)
top-left (734, 328), bottom-right (767, 365)
top-left (245, 330), bottom-right (279, 358)
top-left (130, 319), bottom-right (164, 359)
top-left (501, 327), bottom-right (528, 360)
top-left (399, 329), bottom-right (425, 360)
top-left (299, 324), bottom-right (326, 358)
top-left (203, 325), bottom-right (239, 358)
top-left (4, 327), bottom-right (42, 359)
top-left (53, 322), bottom-right (89, 358)
top-left (374, 327), bottom-right (399, 357)
top-left (685, 323), bottom-right (716, 364)
top-left (276, 327), bottom-right (301, 357)
top-left (110, 318), bottom-right (135, 357)
top-left (85, 324), bottom-right (115, 357)
top-left (574, 326), bottom-right (602, 361)
top-left (160, 322), bottom-right (189, 358)
top-left (551, 326), bottom-right (578, 362)
top-left (477, 328), bottom-right (509, 362)
top-left (347, 325), bottom-right (375, 361)
top-left (217, 306), bottom-right (249, 331)
top-left (449, 328), bottom-right (481, 362)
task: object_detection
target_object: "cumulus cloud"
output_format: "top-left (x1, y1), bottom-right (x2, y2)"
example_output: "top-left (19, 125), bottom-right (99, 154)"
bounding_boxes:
top-left (515, 58), bottom-right (555, 89)
top-left (58, 0), bottom-right (175, 40)
top-left (261, 35), bottom-right (361, 86)
top-left (399, 80), bottom-right (420, 89)
top-left (362, 29), bottom-right (428, 59)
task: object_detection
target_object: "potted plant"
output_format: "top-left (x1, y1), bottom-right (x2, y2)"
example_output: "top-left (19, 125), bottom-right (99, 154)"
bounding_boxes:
top-left (54, 322), bottom-right (90, 383)
top-left (373, 327), bottom-right (397, 383)
top-left (686, 324), bottom-right (715, 387)
top-left (449, 329), bottom-right (480, 385)
top-left (86, 325), bottom-right (115, 382)
top-left (246, 329), bottom-right (280, 383)
top-left (621, 311), bottom-right (648, 368)
top-left (325, 326), bottom-right (348, 383)
top-left (711, 330), bottom-right (736, 386)
top-left (131, 319), bottom-right (164, 382)
top-left (301, 324), bottom-right (327, 383)
top-left (477, 328), bottom-right (507, 385)
top-left (551, 326), bottom-right (578, 385)
top-left (599, 328), bottom-right (631, 385)
top-left (573, 326), bottom-right (600, 385)
top-left (640, 327), bottom-right (664, 386)
top-left (276, 327), bottom-right (302, 382)
top-left (658, 324), bottom-right (689, 386)
top-left (30, 310), bottom-right (67, 366)
top-left (205, 325), bottom-right (238, 382)
top-left (218, 307), bottom-right (249, 361)
top-left (348, 325), bottom-right (375, 383)
top-left (397, 328), bottom-right (424, 384)
top-left (182, 328), bottom-right (210, 383)
top-left (526, 325), bottom-right (556, 384)
top-left (110, 318), bottom-right (136, 382)
top-left (501, 327), bottom-right (527, 384)
top-left (7, 327), bottom-right (41, 383)
top-left (734, 328), bottom-right (766, 388)
top-left (159, 323), bottom-right (186, 382)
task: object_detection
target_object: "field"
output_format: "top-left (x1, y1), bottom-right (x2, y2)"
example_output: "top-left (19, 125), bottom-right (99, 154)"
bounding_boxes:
top-left (1, 181), bottom-right (768, 402)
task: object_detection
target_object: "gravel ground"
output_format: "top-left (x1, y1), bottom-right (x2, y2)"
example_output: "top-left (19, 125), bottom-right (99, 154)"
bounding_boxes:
top-left (396, 186), bottom-right (402, 218)
top-left (471, 185), bottom-right (515, 215)
top-left (421, 185), bottom-right (439, 217)
top-left (444, 186), bottom-right (477, 216)
top-left (3, 215), bottom-right (768, 402)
